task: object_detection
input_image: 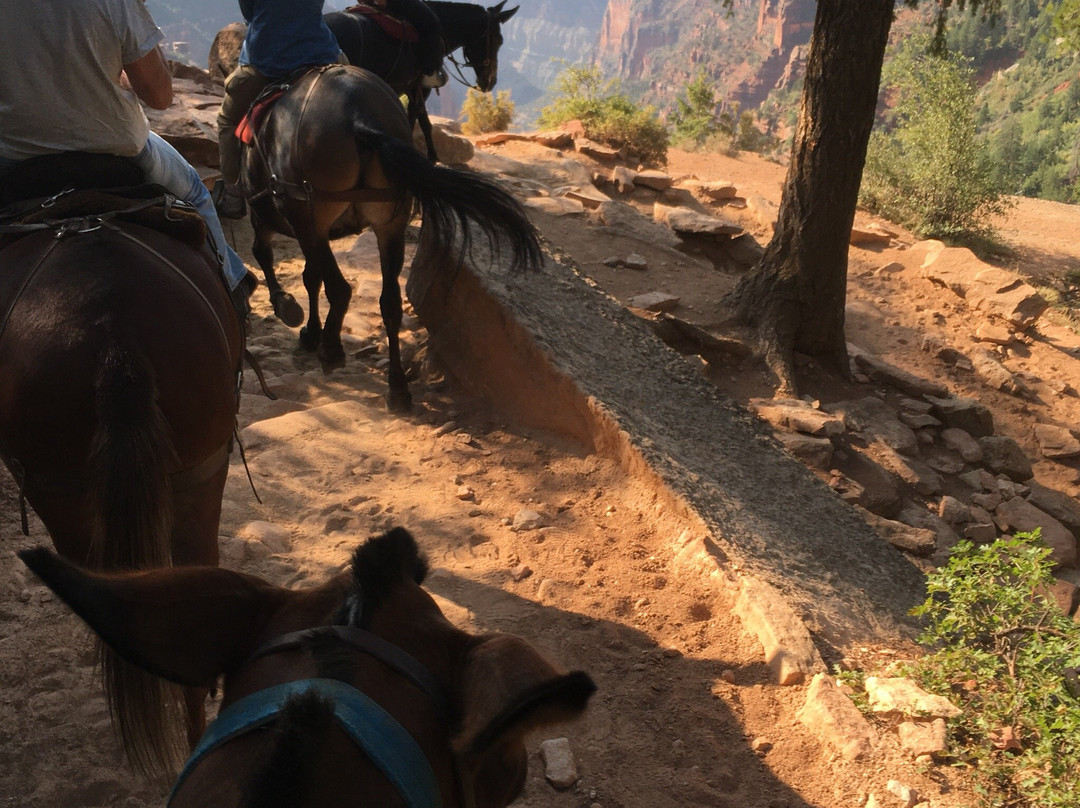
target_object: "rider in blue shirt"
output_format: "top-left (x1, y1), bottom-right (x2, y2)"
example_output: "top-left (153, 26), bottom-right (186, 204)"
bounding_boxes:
top-left (214, 0), bottom-right (344, 218)
top-left (215, 0), bottom-right (446, 218)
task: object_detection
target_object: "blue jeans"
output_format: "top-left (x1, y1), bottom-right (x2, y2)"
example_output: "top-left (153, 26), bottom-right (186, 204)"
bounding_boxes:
top-left (135, 132), bottom-right (248, 290)
top-left (0, 136), bottom-right (248, 290)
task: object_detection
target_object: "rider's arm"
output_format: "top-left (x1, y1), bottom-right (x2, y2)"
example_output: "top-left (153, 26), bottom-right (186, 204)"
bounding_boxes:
top-left (123, 46), bottom-right (173, 110)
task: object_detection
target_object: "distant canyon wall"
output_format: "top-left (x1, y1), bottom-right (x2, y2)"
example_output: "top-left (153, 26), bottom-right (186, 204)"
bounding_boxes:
top-left (589, 0), bottom-right (814, 111)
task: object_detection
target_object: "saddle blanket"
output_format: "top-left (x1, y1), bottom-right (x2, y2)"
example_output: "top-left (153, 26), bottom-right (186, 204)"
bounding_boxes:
top-left (236, 90), bottom-right (286, 146)
top-left (344, 3), bottom-right (420, 43)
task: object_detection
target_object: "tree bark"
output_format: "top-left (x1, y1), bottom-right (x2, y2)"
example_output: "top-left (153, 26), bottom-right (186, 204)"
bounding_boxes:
top-left (724, 0), bottom-right (894, 396)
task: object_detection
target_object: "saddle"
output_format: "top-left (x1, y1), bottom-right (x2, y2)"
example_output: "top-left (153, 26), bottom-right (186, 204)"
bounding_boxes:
top-left (344, 3), bottom-right (420, 43)
top-left (0, 183), bottom-right (208, 251)
top-left (0, 152), bottom-right (143, 208)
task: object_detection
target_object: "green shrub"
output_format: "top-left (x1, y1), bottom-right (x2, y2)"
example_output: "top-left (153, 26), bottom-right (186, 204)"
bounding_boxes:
top-left (860, 37), bottom-right (1011, 239)
top-left (903, 534), bottom-right (1080, 807)
top-left (537, 64), bottom-right (668, 167)
top-left (460, 88), bottom-right (514, 135)
top-left (670, 71), bottom-right (729, 148)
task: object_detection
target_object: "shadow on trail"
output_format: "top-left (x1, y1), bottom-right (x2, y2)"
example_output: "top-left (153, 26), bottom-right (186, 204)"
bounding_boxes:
top-left (427, 569), bottom-right (826, 808)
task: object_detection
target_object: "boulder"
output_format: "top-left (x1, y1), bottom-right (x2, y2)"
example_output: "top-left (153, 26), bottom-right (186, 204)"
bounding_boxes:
top-left (611, 165), bottom-right (637, 193)
top-left (831, 396), bottom-right (919, 456)
top-left (414, 124), bottom-right (475, 165)
top-left (208, 22), bottom-right (246, 84)
top-left (775, 432), bottom-right (834, 470)
top-left (596, 201), bottom-right (683, 249)
top-left (940, 427), bottom-right (984, 463)
top-left (531, 130), bottom-right (574, 149)
top-left (849, 222), bottom-right (896, 247)
top-left (681, 179), bottom-right (738, 203)
top-left (633, 169), bottom-right (674, 191)
top-left (995, 497), bottom-right (1078, 567)
top-left (926, 396), bottom-right (995, 437)
top-left (864, 676), bottom-right (961, 718)
top-left (916, 242), bottom-right (1049, 328)
top-left (652, 203), bottom-right (743, 237)
top-left (861, 509), bottom-right (937, 557)
top-left (1025, 482), bottom-right (1080, 538)
top-left (797, 674), bottom-right (877, 761)
top-left (848, 346), bottom-right (949, 398)
top-left (1033, 423), bottom-right (1080, 459)
top-left (978, 436), bottom-right (1033, 481)
top-left (970, 347), bottom-right (1029, 397)
top-left (747, 398), bottom-right (845, 437)
top-left (556, 184), bottom-right (610, 209)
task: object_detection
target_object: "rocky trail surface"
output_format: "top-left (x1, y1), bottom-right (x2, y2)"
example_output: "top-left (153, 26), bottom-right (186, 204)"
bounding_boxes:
top-left (3, 93), bottom-right (1080, 806)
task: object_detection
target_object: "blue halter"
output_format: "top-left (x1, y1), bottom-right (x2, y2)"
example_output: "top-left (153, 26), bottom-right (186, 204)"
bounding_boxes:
top-left (167, 677), bottom-right (442, 807)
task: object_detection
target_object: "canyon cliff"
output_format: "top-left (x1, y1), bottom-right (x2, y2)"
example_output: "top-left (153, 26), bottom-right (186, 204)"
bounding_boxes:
top-left (593, 0), bottom-right (815, 112)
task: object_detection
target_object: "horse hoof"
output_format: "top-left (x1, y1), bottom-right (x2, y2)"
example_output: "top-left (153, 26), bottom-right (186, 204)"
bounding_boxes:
top-left (318, 345), bottom-right (346, 371)
top-left (271, 291), bottom-right (305, 328)
top-left (386, 387), bottom-right (412, 413)
top-left (298, 326), bottom-right (320, 352)
top-left (319, 355), bottom-right (346, 373)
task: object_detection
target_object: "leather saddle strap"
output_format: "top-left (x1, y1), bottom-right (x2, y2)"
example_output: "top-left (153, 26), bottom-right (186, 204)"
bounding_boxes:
top-left (101, 221), bottom-right (232, 354)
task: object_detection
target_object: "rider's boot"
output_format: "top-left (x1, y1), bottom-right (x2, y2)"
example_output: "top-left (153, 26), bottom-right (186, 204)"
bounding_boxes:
top-left (213, 180), bottom-right (247, 219)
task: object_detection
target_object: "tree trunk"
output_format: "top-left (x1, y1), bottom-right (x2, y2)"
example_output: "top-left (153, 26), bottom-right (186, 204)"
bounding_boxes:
top-left (725, 0), bottom-right (894, 395)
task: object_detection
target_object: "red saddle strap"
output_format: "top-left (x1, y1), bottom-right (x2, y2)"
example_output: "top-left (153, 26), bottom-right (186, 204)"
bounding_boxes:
top-left (344, 3), bottom-right (420, 43)
top-left (236, 89), bottom-right (286, 146)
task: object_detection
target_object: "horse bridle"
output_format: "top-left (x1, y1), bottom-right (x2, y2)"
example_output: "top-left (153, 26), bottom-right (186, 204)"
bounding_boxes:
top-left (168, 623), bottom-right (479, 808)
top-left (445, 10), bottom-right (497, 90)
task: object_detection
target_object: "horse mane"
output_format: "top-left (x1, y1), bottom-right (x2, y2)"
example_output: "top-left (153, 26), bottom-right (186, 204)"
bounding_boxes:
top-left (241, 691), bottom-right (335, 808)
top-left (334, 527), bottom-right (429, 628)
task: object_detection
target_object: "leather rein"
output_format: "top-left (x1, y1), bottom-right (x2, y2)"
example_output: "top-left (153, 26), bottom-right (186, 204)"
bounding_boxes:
top-left (169, 623), bottom-right (478, 808)
top-left (444, 9), bottom-right (496, 90)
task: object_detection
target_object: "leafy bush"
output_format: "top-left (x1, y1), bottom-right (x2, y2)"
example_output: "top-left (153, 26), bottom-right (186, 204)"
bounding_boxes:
top-left (860, 37), bottom-right (1011, 239)
top-left (903, 534), bottom-right (1080, 807)
top-left (537, 64), bottom-right (668, 167)
top-left (460, 89), bottom-right (514, 135)
top-left (670, 71), bottom-right (730, 148)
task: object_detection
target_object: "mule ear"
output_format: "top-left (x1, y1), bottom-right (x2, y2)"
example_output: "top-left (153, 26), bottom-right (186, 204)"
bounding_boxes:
top-left (19, 547), bottom-right (287, 688)
top-left (490, 0), bottom-right (507, 11)
top-left (453, 634), bottom-right (594, 805)
top-left (454, 633), bottom-right (595, 755)
top-left (498, 5), bottom-right (519, 22)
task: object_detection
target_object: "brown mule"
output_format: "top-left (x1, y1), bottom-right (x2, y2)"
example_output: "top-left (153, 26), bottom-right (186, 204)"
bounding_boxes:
top-left (0, 201), bottom-right (244, 776)
top-left (20, 527), bottom-right (596, 807)
top-left (240, 64), bottom-right (541, 412)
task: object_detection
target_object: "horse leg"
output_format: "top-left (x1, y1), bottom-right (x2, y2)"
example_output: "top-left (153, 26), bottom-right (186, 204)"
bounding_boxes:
top-left (410, 90), bottom-right (438, 162)
top-left (375, 225), bottom-right (411, 412)
top-left (251, 208), bottom-right (305, 327)
top-left (296, 235), bottom-right (346, 365)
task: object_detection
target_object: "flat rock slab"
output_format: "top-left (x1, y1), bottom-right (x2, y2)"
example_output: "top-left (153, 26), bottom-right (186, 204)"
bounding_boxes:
top-left (407, 241), bottom-right (927, 646)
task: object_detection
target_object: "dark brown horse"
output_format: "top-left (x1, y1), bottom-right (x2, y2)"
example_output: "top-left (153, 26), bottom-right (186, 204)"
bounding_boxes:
top-left (0, 190), bottom-right (244, 775)
top-left (325, 1), bottom-right (519, 161)
top-left (242, 64), bottom-right (540, 411)
top-left (20, 527), bottom-right (596, 807)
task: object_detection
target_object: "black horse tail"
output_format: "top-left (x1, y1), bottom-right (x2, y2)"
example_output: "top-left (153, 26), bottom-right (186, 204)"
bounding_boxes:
top-left (355, 122), bottom-right (543, 272)
top-left (88, 340), bottom-right (186, 776)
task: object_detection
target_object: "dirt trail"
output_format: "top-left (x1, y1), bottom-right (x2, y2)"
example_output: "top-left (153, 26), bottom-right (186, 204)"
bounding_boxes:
top-left (3, 145), bottom-right (1079, 807)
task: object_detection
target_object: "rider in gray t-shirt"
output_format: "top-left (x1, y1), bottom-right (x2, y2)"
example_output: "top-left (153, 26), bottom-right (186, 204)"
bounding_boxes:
top-left (0, 0), bottom-right (253, 310)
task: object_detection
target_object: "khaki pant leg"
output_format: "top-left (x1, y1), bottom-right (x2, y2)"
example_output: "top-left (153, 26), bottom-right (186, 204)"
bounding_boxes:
top-left (217, 65), bottom-right (272, 186)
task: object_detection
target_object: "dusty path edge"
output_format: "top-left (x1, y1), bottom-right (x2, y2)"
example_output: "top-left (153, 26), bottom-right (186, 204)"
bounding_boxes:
top-left (406, 239), bottom-right (927, 661)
